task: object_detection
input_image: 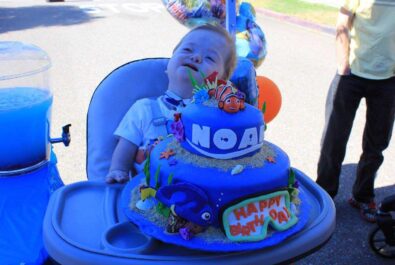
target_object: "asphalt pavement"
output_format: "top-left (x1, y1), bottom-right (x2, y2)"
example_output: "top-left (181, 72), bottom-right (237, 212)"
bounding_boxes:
top-left (0, 1), bottom-right (394, 264)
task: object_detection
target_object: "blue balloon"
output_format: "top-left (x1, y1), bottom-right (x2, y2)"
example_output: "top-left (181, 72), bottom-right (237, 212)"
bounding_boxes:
top-left (235, 2), bottom-right (267, 67)
top-left (162, 0), bottom-right (227, 28)
top-left (162, 1), bottom-right (267, 67)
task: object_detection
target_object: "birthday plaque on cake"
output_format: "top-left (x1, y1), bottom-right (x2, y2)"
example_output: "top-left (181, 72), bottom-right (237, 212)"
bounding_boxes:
top-left (222, 191), bottom-right (298, 242)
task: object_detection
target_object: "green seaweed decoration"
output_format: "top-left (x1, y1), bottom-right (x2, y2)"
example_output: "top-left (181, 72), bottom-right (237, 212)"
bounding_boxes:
top-left (167, 173), bottom-right (174, 185)
top-left (288, 169), bottom-right (298, 200)
top-left (152, 164), bottom-right (170, 217)
top-left (261, 101), bottom-right (267, 114)
top-left (143, 154), bottom-right (151, 185)
top-left (156, 202), bottom-right (170, 217)
top-left (154, 164), bottom-right (161, 190)
top-left (188, 69), bottom-right (211, 95)
top-left (187, 68), bottom-right (200, 92)
top-left (288, 168), bottom-right (295, 190)
top-left (262, 101), bottom-right (267, 131)
top-left (156, 173), bottom-right (174, 217)
top-left (288, 169), bottom-right (301, 205)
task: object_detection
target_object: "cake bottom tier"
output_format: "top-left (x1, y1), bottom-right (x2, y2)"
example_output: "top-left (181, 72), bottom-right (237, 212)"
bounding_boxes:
top-left (147, 137), bottom-right (292, 228)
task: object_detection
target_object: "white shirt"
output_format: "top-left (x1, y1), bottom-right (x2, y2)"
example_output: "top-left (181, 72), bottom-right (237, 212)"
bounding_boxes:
top-left (114, 91), bottom-right (190, 149)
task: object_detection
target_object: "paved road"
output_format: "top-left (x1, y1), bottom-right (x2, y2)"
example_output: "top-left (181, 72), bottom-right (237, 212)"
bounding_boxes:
top-left (1, 1), bottom-right (394, 264)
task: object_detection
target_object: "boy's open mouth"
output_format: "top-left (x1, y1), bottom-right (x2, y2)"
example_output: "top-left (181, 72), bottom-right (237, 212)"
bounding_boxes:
top-left (183, 63), bottom-right (198, 72)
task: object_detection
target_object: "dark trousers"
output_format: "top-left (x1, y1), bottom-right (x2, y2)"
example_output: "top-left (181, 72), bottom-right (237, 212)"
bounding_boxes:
top-left (317, 73), bottom-right (395, 202)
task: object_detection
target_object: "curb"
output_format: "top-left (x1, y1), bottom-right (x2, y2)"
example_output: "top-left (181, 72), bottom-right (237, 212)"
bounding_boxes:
top-left (255, 8), bottom-right (336, 35)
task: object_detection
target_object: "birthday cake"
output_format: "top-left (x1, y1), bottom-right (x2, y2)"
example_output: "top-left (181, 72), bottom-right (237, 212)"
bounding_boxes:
top-left (124, 73), bottom-right (304, 250)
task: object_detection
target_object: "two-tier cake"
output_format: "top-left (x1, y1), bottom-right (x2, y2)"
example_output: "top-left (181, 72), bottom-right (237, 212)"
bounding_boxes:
top-left (123, 73), bottom-right (307, 251)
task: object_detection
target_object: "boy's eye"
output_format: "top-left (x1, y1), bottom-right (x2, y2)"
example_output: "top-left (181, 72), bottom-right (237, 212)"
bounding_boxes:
top-left (206, 56), bottom-right (215, 62)
top-left (183, 48), bottom-right (192, 52)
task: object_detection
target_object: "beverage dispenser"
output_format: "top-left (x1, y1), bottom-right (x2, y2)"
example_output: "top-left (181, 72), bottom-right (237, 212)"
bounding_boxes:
top-left (0, 41), bottom-right (69, 175)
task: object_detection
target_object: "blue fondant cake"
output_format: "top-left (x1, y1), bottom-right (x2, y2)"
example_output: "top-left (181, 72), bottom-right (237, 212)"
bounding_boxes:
top-left (127, 76), bottom-right (302, 245)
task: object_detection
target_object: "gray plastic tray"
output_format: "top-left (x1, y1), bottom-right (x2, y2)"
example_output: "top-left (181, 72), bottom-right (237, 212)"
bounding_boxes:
top-left (43, 168), bottom-right (335, 265)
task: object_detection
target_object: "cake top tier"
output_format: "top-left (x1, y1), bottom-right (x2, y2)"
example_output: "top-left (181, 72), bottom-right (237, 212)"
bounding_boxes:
top-left (172, 72), bottom-right (265, 159)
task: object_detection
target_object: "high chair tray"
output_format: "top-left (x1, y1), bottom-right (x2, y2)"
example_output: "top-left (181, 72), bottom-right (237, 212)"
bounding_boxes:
top-left (121, 172), bottom-right (311, 252)
top-left (43, 168), bottom-right (335, 265)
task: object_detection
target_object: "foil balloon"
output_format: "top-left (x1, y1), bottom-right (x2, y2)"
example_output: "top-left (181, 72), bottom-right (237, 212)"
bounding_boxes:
top-left (230, 57), bottom-right (258, 107)
top-left (257, 76), bottom-right (281, 123)
top-left (236, 2), bottom-right (267, 68)
top-left (162, 0), bottom-right (227, 28)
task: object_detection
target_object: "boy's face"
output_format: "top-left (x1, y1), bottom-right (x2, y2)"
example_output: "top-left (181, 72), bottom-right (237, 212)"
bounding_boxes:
top-left (167, 29), bottom-right (229, 98)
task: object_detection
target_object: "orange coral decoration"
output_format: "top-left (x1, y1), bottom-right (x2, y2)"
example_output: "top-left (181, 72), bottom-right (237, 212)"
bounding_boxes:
top-left (174, 113), bottom-right (181, 122)
top-left (204, 71), bottom-right (226, 90)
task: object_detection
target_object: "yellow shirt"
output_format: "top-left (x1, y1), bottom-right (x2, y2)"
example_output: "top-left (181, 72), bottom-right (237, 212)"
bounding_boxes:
top-left (343, 0), bottom-right (395, 79)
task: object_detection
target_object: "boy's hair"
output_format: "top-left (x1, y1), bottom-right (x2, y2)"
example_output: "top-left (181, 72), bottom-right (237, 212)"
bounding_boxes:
top-left (174, 24), bottom-right (237, 80)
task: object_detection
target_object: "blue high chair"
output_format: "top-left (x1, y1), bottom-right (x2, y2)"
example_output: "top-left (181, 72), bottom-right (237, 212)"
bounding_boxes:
top-left (43, 58), bottom-right (336, 265)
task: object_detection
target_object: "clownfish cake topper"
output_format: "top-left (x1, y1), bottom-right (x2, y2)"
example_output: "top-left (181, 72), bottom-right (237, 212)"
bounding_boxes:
top-left (190, 71), bottom-right (246, 113)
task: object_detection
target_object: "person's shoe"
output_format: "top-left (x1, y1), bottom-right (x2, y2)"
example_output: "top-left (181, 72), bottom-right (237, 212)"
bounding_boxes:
top-left (348, 197), bottom-right (377, 223)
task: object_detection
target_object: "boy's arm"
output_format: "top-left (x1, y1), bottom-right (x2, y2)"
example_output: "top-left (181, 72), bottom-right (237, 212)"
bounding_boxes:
top-left (106, 138), bottom-right (138, 183)
top-left (336, 6), bottom-right (354, 75)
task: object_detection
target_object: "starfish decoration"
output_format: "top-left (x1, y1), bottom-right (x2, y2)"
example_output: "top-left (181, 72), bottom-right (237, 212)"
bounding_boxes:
top-left (160, 149), bottom-right (175, 159)
top-left (266, 156), bottom-right (276, 163)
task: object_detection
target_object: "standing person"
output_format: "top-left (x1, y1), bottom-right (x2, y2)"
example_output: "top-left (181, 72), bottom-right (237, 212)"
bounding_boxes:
top-left (316, 0), bottom-right (395, 222)
top-left (106, 24), bottom-right (237, 184)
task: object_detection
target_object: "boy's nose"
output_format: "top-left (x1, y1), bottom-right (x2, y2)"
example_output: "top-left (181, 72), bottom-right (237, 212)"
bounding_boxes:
top-left (191, 53), bottom-right (202, 63)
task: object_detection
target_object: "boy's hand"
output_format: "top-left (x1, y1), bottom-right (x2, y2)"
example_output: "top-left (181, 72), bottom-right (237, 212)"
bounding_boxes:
top-left (107, 138), bottom-right (137, 184)
top-left (106, 169), bottom-right (130, 184)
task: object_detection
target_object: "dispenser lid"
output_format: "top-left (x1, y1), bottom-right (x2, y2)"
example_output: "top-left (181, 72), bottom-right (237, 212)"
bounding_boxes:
top-left (0, 41), bottom-right (51, 81)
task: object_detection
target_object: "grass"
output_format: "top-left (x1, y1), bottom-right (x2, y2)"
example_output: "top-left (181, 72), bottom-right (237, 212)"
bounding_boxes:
top-left (247, 0), bottom-right (338, 27)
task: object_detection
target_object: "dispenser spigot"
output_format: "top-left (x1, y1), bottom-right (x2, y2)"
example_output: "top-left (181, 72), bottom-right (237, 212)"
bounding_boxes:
top-left (50, 124), bottom-right (71, 146)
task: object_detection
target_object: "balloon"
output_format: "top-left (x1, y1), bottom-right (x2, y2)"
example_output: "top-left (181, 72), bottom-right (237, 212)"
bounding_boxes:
top-left (162, 1), bottom-right (267, 68)
top-left (162, 0), bottom-right (227, 28)
top-left (230, 57), bottom-right (258, 107)
top-left (257, 76), bottom-right (281, 123)
top-left (235, 2), bottom-right (267, 68)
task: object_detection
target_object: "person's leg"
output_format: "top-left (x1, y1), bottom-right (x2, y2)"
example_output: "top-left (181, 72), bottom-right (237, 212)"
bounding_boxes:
top-left (317, 74), bottom-right (363, 197)
top-left (352, 76), bottom-right (395, 202)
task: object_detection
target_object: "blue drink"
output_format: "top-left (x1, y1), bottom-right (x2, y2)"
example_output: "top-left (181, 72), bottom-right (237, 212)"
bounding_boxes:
top-left (0, 87), bottom-right (53, 170)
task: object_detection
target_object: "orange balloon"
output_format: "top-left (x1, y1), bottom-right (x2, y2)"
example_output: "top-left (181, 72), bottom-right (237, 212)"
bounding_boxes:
top-left (257, 76), bottom-right (282, 123)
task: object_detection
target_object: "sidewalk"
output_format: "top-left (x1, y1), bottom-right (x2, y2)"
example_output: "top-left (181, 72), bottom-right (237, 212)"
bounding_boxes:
top-left (255, 6), bottom-right (336, 36)
top-left (302, 0), bottom-right (342, 7)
